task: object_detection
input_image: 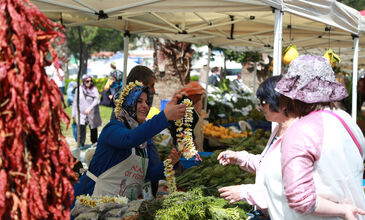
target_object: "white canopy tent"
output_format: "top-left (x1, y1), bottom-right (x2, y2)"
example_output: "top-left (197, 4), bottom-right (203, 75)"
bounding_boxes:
top-left (31, 0), bottom-right (365, 119)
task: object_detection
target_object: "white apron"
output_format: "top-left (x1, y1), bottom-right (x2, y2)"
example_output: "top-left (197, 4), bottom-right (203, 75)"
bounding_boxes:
top-left (86, 148), bottom-right (148, 201)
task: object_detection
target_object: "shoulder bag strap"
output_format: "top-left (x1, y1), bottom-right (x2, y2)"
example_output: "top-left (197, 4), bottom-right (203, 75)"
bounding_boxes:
top-left (321, 110), bottom-right (362, 155)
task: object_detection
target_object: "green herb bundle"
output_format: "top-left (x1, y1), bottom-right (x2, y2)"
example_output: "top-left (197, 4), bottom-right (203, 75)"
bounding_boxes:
top-left (154, 188), bottom-right (249, 220)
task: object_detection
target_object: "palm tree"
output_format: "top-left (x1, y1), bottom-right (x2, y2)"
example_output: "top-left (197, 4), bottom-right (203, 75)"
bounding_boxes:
top-left (152, 38), bottom-right (194, 86)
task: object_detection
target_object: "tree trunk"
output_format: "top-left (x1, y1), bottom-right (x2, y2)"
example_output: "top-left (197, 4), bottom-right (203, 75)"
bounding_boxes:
top-left (153, 39), bottom-right (194, 86)
top-left (76, 26), bottom-right (83, 150)
top-left (240, 61), bottom-right (272, 91)
top-left (152, 38), bottom-right (160, 75)
top-left (80, 46), bottom-right (88, 76)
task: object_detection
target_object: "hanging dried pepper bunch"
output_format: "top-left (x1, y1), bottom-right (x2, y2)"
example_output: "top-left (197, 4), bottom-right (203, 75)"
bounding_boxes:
top-left (0, 0), bottom-right (77, 219)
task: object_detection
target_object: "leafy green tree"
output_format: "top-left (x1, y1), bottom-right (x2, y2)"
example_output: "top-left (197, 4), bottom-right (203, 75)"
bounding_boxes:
top-left (66, 26), bottom-right (99, 75)
top-left (92, 28), bottom-right (125, 52)
top-left (220, 49), bottom-right (261, 64)
top-left (339, 0), bottom-right (365, 10)
top-left (66, 26), bottom-right (139, 75)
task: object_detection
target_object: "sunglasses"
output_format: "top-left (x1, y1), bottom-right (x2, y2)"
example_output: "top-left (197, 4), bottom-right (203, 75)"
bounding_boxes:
top-left (85, 80), bottom-right (92, 83)
top-left (260, 99), bottom-right (267, 106)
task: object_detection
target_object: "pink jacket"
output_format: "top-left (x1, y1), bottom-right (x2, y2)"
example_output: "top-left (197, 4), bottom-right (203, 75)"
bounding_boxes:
top-left (279, 109), bottom-right (365, 219)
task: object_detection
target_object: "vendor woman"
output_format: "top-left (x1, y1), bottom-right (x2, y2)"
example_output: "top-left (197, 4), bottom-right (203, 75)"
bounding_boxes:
top-left (73, 81), bottom-right (186, 202)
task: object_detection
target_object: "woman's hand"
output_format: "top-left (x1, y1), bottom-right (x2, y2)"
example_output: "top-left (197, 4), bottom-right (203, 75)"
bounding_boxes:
top-left (218, 185), bottom-right (242, 204)
top-left (84, 109), bottom-right (90, 115)
top-left (217, 150), bottom-right (240, 166)
top-left (342, 204), bottom-right (365, 220)
top-left (167, 148), bottom-right (181, 165)
top-left (315, 196), bottom-right (365, 219)
top-left (163, 97), bottom-right (186, 121)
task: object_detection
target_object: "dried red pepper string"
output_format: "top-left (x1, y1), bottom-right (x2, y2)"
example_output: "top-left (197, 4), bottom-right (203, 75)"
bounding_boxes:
top-left (0, 0), bottom-right (77, 219)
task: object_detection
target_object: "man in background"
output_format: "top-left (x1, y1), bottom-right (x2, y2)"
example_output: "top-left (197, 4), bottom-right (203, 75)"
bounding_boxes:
top-left (208, 66), bottom-right (220, 86)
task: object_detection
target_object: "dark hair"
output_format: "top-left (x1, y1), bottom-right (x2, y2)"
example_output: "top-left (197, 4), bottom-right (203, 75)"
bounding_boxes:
top-left (256, 75), bottom-right (282, 112)
top-left (211, 67), bottom-right (219, 73)
top-left (82, 75), bottom-right (95, 89)
top-left (126, 65), bottom-right (154, 85)
top-left (279, 94), bottom-right (337, 117)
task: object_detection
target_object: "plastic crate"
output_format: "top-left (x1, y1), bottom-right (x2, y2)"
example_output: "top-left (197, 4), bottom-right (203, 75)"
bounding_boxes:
top-left (247, 119), bottom-right (271, 131)
top-left (180, 152), bottom-right (213, 169)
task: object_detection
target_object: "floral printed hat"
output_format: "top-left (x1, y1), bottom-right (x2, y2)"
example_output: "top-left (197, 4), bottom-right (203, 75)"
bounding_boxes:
top-left (275, 55), bottom-right (348, 103)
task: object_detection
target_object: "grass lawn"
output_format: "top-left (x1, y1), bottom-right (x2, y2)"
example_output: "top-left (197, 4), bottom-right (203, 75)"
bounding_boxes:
top-left (61, 96), bottom-right (113, 149)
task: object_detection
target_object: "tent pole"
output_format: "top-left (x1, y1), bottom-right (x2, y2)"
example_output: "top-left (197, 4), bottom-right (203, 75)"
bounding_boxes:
top-left (204, 44), bottom-right (212, 110)
top-left (122, 31), bottom-right (130, 89)
top-left (351, 36), bottom-right (359, 121)
top-left (104, 0), bottom-right (161, 14)
top-left (188, 18), bottom-right (246, 33)
top-left (150, 12), bottom-right (184, 32)
top-left (272, 9), bottom-right (283, 131)
top-left (125, 18), bottom-right (179, 32)
top-left (273, 9), bottom-right (283, 76)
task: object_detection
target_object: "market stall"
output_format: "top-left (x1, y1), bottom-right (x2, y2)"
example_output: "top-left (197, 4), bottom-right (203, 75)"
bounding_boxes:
top-left (23, 1), bottom-right (365, 219)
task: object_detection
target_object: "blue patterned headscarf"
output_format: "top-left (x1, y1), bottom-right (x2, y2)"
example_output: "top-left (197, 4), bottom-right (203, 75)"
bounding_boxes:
top-left (114, 84), bottom-right (152, 124)
top-left (122, 85), bottom-right (151, 120)
top-left (115, 85), bottom-right (151, 148)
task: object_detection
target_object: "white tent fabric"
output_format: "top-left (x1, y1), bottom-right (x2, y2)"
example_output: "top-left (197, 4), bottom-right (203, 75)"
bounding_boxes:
top-left (31, 0), bottom-right (364, 49)
top-left (261, 0), bottom-right (364, 35)
top-left (31, 0), bottom-right (365, 73)
top-left (30, 0), bottom-right (365, 118)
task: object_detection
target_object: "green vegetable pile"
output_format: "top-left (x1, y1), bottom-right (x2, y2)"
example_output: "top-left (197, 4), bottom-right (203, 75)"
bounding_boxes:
top-left (176, 129), bottom-right (270, 196)
top-left (138, 198), bottom-right (164, 220)
top-left (153, 188), bottom-right (250, 220)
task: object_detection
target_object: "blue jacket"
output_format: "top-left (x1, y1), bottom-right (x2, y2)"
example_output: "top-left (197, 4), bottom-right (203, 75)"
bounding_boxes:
top-left (73, 111), bottom-right (170, 202)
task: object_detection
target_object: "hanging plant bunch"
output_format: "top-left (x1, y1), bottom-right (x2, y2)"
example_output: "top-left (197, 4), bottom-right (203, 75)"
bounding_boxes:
top-left (164, 98), bottom-right (200, 193)
top-left (175, 98), bottom-right (199, 160)
top-left (323, 49), bottom-right (341, 67)
top-left (282, 44), bottom-right (299, 66)
top-left (163, 158), bottom-right (177, 193)
top-left (0, 0), bottom-right (76, 219)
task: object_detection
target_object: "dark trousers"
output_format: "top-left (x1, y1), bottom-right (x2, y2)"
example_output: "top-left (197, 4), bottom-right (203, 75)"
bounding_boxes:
top-left (79, 124), bottom-right (98, 146)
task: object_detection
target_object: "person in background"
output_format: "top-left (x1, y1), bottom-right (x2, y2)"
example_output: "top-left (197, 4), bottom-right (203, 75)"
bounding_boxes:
top-left (72, 82), bottom-right (186, 208)
top-left (45, 61), bottom-right (66, 94)
top-left (169, 81), bottom-right (206, 152)
top-left (72, 75), bottom-right (102, 150)
top-left (217, 76), bottom-right (296, 219)
top-left (208, 66), bottom-right (220, 86)
top-left (110, 65), bottom-right (156, 120)
top-left (104, 61), bottom-right (123, 100)
top-left (66, 81), bottom-right (77, 107)
top-left (357, 77), bottom-right (365, 112)
top-left (271, 55), bottom-right (365, 219)
top-left (199, 64), bottom-right (208, 84)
